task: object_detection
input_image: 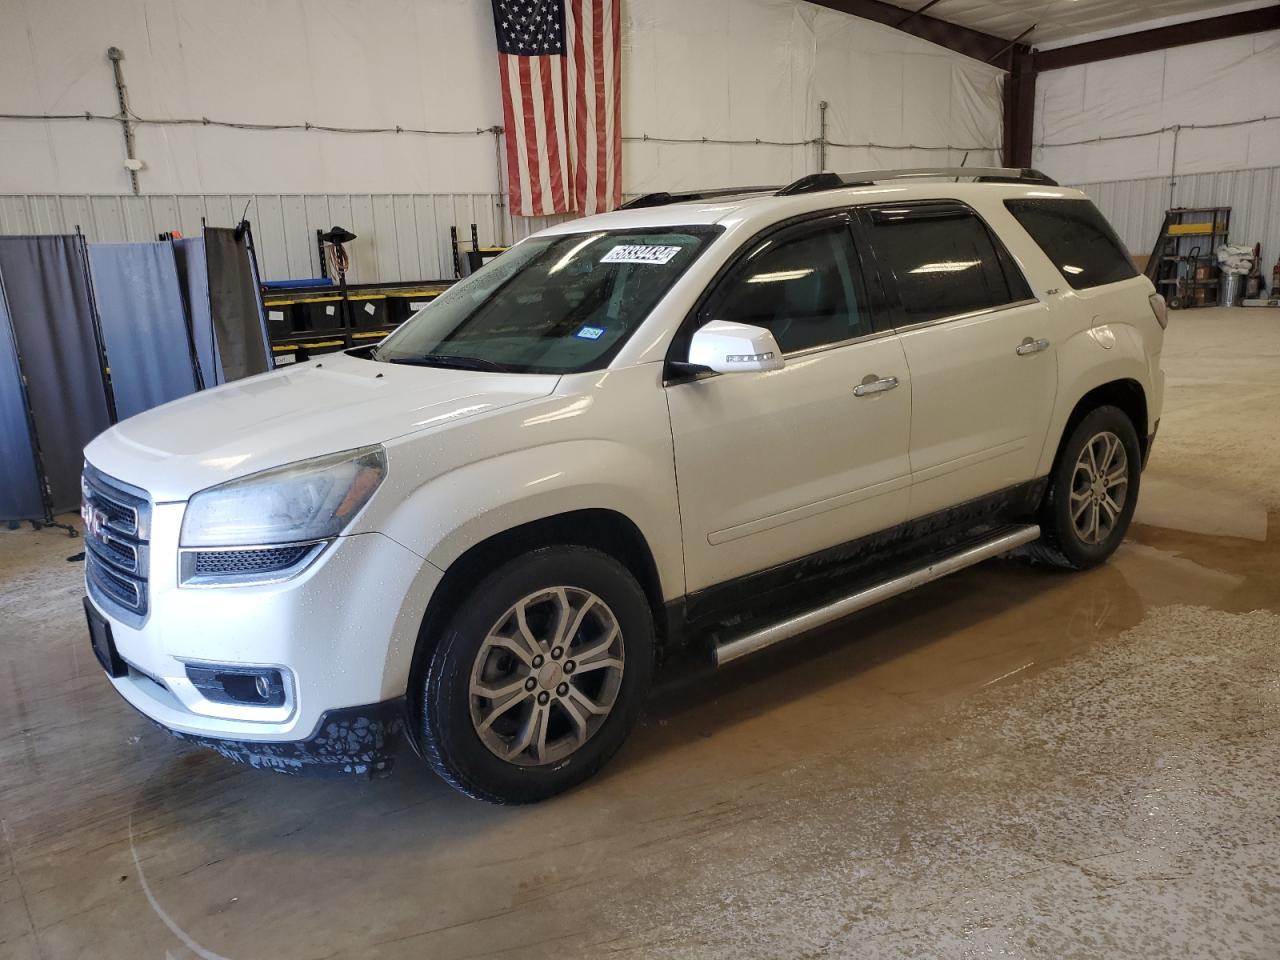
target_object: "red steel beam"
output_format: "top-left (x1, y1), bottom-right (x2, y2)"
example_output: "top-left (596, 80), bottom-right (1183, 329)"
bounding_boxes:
top-left (1037, 5), bottom-right (1280, 71)
top-left (1002, 49), bottom-right (1036, 167)
top-left (805, 0), bottom-right (1028, 68)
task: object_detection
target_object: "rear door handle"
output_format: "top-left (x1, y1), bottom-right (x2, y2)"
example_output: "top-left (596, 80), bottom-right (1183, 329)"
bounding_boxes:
top-left (1016, 337), bottom-right (1050, 356)
top-left (853, 375), bottom-right (899, 397)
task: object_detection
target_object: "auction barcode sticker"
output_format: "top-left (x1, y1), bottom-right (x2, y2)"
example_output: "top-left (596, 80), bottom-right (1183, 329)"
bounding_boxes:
top-left (600, 245), bottom-right (682, 265)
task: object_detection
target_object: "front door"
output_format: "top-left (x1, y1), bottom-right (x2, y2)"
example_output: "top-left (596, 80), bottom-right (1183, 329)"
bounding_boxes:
top-left (665, 214), bottom-right (912, 594)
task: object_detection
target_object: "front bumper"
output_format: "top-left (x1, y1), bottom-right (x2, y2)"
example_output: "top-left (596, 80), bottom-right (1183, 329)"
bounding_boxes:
top-left (158, 697), bottom-right (408, 779)
top-left (88, 498), bottom-right (442, 762)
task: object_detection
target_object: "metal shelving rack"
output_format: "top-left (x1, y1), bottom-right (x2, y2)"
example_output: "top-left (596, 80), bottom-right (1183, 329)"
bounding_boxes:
top-left (1145, 206), bottom-right (1231, 309)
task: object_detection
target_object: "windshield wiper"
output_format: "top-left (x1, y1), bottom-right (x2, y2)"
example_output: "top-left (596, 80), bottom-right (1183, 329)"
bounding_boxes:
top-left (383, 353), bottom-right (513, 373)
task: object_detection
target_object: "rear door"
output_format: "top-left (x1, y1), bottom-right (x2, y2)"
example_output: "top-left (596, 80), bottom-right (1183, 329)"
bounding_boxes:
top-left (858, 201), bottom-right (1057, 518)
top-left (665, 212), bottom-right (912, 593)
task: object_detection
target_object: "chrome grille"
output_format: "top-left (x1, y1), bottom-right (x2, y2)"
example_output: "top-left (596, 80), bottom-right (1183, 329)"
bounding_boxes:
top-left (82, 465), bottom-right (151, 623)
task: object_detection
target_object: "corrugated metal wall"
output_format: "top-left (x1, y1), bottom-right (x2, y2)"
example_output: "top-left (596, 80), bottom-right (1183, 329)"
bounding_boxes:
top-left (5, 168), bottom-right (1278, 285)
top-left (1073, 166), bottom-right (1280, 266)
top-left (0, 193), bottom-right (571, 285)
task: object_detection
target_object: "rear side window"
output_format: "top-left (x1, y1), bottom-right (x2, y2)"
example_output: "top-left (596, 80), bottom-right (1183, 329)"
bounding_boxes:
top-left (1005, 198), bottom-right (1137, 290)
top-left (864, 203), bottom-right (1032, 326)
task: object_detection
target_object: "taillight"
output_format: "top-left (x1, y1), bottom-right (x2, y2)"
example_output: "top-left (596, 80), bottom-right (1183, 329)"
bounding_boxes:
top-left (1149, 293), bottom-right (1168, 329)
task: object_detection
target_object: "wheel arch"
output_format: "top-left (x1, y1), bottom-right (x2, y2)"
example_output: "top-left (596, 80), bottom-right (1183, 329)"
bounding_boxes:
top-left (1050, 377), bottom-right (1149, 476)
top-left (405, 508), bottom-right (669, 719)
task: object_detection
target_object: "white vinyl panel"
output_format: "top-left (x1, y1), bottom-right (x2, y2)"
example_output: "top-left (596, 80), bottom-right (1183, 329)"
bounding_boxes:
top-left (370, 194), bottom-right (399, 283)
top-left (278, 195), bottom-right (313, 281)
top-left (392, 195), bottom-right (420, 282)
top-left (412, 195), bottom-right (443, 280)
top-left (249, 195), bottom-right (287, 282)
top-left (30, 197), bottom-right (65, 234)
top-left (347, 195), bottom-right (378, 286)
top-left (118, 196), bottom-right (155, 240)
top-left (176, 196), bottom-right (208, 237)
top-left (433, 196), bottom-right (457, 279)
top-left (57, 196), bottom-right (94, 236)
top-left (148, 195), bottom-right (181, 237)
top-left (1074, 166), bottom-right (1280, 265)
top-left (302, 195), bottom-right (334, 281)
top-left (89, 197), bottom-right (128, 243)
top-left (0, 197), bottom-right (32, 234)
top-left (201, 195), bottom-right (234, 228)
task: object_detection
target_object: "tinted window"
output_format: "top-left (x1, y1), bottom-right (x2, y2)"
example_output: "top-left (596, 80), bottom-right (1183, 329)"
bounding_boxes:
top-left (1005, 198), bottom-right (1137, 290)
top-left (374, 227), bottom-right (718, 374)
top-left (713, 221), bottom-right (871, 354)
top-left (866, 203), bottom-right (1029, 326)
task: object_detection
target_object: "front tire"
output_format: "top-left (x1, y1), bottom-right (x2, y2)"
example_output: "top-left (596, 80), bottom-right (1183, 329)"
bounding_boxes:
top-left (1025, 404), bottom-right (1142, 570)
top-left (418, 546), bottom-right (654, 803)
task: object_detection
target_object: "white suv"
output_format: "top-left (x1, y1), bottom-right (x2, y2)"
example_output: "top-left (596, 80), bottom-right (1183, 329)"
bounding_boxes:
top-left (82, 168), bottom-right (1166, 802)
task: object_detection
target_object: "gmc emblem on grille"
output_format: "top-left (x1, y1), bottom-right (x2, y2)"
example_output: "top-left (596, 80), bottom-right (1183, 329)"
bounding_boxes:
top-left (82, 501), bottom-right (109, 543)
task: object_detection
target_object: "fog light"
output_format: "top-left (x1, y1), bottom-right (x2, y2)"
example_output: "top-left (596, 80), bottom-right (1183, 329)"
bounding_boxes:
top-left (185, 664), bottom-right (288, 708)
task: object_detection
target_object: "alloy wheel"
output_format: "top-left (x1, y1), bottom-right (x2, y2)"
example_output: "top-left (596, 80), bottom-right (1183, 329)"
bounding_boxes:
top-left (1070, 430), bottom-right (1129, 545)
top-left (469, 586), bottom-right (625, 767)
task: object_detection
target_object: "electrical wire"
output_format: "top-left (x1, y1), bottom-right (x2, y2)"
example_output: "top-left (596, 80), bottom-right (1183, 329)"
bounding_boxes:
top-left (1037, 114), bottom-right (1276, 148)
top-left (0, 109), bottom-right (495, 137)
top-left (0, 110), bottom-right (999, 153)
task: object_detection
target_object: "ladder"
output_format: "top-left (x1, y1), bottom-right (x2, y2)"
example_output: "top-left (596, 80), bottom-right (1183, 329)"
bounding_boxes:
top-left (1146, 206), bottom-right (1231, 309)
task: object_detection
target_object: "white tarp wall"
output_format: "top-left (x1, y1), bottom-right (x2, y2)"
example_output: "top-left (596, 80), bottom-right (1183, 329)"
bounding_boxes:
top-left (0, 0), bottom-right (1004, 280)
top-left (1034, 28), bottom-right (1280, 259)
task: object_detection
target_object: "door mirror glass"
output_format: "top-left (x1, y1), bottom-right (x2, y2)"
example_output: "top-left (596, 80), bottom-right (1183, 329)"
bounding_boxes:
top-left (688, 320), bottom-right (785, 374)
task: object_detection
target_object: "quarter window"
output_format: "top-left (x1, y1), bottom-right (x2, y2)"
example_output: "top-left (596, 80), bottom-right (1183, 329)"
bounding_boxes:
top-left (866, 204), bottom-right (1031, 326)
top-left (712, 221), bottom-right (872, 354)
top-left (1005, 198), bottom-right (1137, 290)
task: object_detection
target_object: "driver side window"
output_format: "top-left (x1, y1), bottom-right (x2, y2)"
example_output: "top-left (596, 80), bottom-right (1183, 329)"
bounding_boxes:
top-left (714, 220), bottom-right (872, 354)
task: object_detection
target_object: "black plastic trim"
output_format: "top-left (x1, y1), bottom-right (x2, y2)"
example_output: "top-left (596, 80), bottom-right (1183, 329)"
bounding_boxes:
top-left (158, 697), bottom-right (408, 779)
top-left (677, 478), bottom-right (1047, 641)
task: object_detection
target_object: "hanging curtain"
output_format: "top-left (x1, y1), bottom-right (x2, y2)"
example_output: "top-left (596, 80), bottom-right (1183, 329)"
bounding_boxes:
top-left (0, 236), bottom-right (112, 514)
top-left (88, 242), bottom-right (199, 420)
top-left (0, 272), bottom-right (44, 523)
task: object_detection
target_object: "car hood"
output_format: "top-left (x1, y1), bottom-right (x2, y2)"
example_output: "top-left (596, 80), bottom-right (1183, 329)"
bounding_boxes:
top-left (84, 351), bottom-right (560, 501)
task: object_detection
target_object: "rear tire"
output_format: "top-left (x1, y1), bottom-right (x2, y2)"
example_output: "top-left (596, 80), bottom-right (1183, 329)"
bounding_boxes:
top-left (418, 545), bottom-right (654, 803)
top-left (1025, 405), bottom-right (1141, 570)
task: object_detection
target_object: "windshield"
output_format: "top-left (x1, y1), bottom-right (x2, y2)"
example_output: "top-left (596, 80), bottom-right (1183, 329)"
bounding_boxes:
top-left (372, 227), bottom-right (720, 374)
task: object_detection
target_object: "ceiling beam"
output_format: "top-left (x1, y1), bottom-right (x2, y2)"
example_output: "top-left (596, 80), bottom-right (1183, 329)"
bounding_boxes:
top-left (805, 0), bottom-right (1027, 68)
top-left (1036, 5), bottom-right (1280, 72)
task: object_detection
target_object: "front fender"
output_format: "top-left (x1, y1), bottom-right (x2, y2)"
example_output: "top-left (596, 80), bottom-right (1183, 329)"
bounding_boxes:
top-left (373, 438), bottom-right (685, 601)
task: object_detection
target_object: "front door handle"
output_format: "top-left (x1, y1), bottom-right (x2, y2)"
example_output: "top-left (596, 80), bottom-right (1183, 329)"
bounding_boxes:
top-left (853, 375), bottom-right (899, 397)
top-left (1016, 337), bottom-right (1050, 356)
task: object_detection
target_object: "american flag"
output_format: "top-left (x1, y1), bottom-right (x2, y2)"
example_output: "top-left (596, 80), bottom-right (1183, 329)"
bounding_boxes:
top-left (492, 0), bottom-right (621, 217)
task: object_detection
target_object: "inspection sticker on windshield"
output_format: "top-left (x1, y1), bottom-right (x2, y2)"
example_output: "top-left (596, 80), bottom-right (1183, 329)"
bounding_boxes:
top-left (575, 325), bottom-right (606, 340)
top-left (600, 244), bottom-right (682, 265)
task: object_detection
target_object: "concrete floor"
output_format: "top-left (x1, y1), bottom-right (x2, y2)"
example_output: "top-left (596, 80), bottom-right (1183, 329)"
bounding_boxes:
top-left (2, 306), bottom-right (1278, 960)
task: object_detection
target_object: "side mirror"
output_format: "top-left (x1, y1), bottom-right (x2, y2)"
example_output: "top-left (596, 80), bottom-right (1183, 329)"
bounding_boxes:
top-left (688, 320), bottom-right (784, 374)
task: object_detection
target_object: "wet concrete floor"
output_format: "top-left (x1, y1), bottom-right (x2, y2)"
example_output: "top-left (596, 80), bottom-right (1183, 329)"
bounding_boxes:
top-left (1, 307), bottom-right (1278, 959)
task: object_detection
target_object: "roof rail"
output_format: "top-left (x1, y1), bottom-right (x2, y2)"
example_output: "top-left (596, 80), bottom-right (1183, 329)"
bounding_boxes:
top-left (776, 167), bottom-right (1058, 196)
top-left (618, 185), bottom-right (781, 209)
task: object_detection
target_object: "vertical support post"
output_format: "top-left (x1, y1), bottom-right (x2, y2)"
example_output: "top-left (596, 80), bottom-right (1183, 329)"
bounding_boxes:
top-left (817, 100), bottom-right (829, 173)
top-left (1001, 48), bottom-right (1036, 168)
top-left (491, 125), bottom-right (507, 246)
top-left (106, 47), bottom-right (140, 196)
top-left (1169, 124), bottom-right (1181, 210)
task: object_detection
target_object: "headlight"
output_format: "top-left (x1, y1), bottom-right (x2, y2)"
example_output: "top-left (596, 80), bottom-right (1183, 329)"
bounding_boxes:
top-left (181, 446), bottom-right (387, 548)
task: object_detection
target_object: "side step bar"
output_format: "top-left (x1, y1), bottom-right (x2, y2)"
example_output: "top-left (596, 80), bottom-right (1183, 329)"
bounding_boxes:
top-left (713, 524), bottom-right (1041, 666)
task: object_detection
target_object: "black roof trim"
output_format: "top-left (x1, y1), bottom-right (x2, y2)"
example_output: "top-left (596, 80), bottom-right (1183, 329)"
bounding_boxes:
top-left (618, 186), bottom-right (782, 210)
top-left (776, 167), bottom-right (1058, 196)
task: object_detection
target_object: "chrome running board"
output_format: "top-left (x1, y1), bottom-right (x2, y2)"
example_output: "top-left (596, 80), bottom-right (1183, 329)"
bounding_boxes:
top-left (713, 524), bottom-right (1041, 666)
